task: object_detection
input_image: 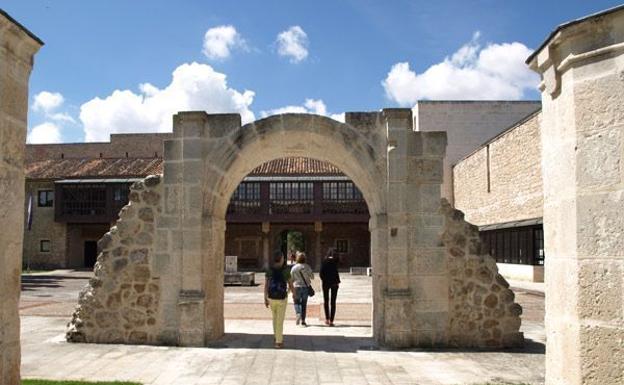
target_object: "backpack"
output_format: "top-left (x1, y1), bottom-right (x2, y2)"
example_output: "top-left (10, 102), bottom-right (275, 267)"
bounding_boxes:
top-left (268, 267), bottom-right (288, 299)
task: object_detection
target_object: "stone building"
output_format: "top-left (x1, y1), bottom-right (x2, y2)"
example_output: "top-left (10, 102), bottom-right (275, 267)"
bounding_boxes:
top-left (453, 110), bottom-right (545, 281)
top-left (24, 101), bottom-right (541, 272)
top-left (24, 136), bottom-right (371, 270)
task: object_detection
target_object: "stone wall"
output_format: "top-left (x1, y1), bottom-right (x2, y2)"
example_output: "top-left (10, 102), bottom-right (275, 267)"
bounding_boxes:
top-left (453, 111), bottom-right (543, 226)
top-left (0, 10), bottom-right (42, 385)
top-left (22, 180), bottom-right (67, 268)
top-left (26, 132), bottom-right (172, 162)
top-left (414, 100), bottom-right (541, 203)
top-left (528, 6), bottom-right (624, 385)
top-left (67, 175), bottom-right (163, 344)
top-left (441, 200), bottom-right (523, 348)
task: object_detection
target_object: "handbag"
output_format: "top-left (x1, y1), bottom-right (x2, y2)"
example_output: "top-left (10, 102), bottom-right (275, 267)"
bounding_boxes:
top-left (297, 268), bottom-right (315, 297)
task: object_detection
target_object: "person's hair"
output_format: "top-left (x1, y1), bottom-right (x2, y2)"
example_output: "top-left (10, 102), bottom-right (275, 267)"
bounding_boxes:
top-left (272, 250), bottom-right (284, 265)
top-left (296, 252), bottom-right (306, 264)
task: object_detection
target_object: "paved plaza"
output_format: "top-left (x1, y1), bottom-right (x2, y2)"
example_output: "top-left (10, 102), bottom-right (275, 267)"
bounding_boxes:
top-left (19, 270), bottom-right (545, 384)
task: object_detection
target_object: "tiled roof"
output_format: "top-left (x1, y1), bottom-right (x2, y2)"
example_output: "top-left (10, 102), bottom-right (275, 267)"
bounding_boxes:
top-left (26, 158), bottom-right (163, 179)
top-left (26, 156), bottom-right (344, 180)
top-left (249, 157), bottom-right (343, 175)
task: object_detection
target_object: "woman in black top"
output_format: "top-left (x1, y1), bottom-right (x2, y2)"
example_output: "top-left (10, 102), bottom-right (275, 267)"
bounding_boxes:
top-left (319, 249), bottom-right (340, 326)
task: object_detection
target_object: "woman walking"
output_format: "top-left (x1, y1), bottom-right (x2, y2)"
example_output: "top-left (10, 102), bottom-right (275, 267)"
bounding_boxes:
top-left (264, 250), bottom-right (295, 348)
top-left (320, 249), bottom-right (340, 326)
top-left (291, 252), bottom-right (314, 327)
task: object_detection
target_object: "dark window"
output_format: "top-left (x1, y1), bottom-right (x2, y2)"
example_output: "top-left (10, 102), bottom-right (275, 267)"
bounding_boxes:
top-left (228, 182), bottom-right (262, 215)
top-left (38, 190), bottom-right (54, 207)
top-left (60, 184), bottom-right (107, 216)
top-left (534, 228), bottom-right (545, 265)
top-left (480, 225), bottom-right (544, 265)
top-left (269, 182), bottom-right (314, 214)
top-left (335, 239), bottom-right (349, 253)
top-left (40, 240), bottom-right (51, 252)
top-left (321, 181), bottom-right (367, 214)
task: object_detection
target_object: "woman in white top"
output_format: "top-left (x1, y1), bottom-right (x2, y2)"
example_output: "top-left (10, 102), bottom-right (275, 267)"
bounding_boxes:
top-left (290, 252), bottom-right (314, 326)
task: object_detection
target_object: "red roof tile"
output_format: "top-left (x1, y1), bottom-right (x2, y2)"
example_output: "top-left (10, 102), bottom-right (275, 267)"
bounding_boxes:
top-left (26, 158), bottom-right (163, 179)
top-left (249, 157), bottom-right (343, 175)
top-left (26, 157), bottom-right (343, 179)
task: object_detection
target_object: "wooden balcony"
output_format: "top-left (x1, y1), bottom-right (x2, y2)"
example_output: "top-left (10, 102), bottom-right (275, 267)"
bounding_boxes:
top-left (226, 181), bottom-right (370, 223)
top-left (55, 182), bottom-right (131, 223)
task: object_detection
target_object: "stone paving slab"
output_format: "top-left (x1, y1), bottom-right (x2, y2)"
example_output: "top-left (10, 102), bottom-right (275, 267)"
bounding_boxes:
top-left (21, 317), bottom-right (544, 385)
top-left (19, 270), bottom-right (545, 384)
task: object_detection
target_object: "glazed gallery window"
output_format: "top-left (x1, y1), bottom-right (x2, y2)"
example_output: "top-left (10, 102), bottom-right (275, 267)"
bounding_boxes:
top-left (232, 182), bottom-right (261, 201)
top-left (335, 239), bottom-right (349, 253)
top-left (322, 181), bottom-right (363, 201)
top-left (38, 190), bottom-right (54, 207)
top-left (40, 240), bottom-right (51, 252)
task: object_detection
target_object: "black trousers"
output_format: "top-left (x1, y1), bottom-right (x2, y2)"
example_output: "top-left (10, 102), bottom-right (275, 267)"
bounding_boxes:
top-left (322, 284), bottom-right (339, 322)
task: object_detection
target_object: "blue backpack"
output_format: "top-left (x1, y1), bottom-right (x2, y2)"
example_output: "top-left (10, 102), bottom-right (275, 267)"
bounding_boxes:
top-left (268, 267), bottom-right (288, 299)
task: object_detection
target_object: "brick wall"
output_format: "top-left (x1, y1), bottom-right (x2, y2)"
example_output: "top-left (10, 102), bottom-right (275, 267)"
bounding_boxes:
top-left (453, 111), bottom-right (543, 226)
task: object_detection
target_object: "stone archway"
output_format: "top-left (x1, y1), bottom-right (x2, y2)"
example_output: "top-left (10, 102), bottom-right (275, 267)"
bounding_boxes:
top-left (67, 109), bottom-right (523, 349)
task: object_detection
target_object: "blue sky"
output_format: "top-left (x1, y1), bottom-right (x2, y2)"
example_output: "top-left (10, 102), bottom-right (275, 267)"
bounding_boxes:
top-left (3, 0), bottom-right (622, 143)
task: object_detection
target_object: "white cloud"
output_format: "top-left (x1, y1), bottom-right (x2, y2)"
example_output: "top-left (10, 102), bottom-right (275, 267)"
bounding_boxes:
top-left (49, 112), bottom-right (76, 123)
top-left (32, 91), bottom-right (64, 113)
top-left (382, 32), bottom-right (539, 105)
top-left (202, 25), bottom-right (246, 60)
top-left (79, 62), bottom-right (256, 142)
top-left (27, 122), bottom-right (62, 144)
top-left (276, 26), bottom-right (309, 63)
top-left (260, 98), bottom-right (344, 122)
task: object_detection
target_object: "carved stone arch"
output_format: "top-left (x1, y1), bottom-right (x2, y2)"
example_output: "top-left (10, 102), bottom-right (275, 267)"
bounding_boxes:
top-left (67, 109), bottom-right (523, 350)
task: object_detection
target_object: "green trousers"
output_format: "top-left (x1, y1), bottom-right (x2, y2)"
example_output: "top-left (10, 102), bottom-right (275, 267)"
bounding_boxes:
top-left (269, 298), bottom-right (288, 343)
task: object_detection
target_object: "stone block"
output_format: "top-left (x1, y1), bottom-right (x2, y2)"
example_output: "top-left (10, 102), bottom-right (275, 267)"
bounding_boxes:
top-left (578, 260), bottom-right (623, 322)
top-left (577, 191), bottom-right (624, 258)
top-left (205, 113), bottom-right (242, 137)
top-left (579, 324), bottom-right (624, 385)
top-left (182, 138), bottom-right (203, 160)
top-left (163, 139), bottom-right (181, 161)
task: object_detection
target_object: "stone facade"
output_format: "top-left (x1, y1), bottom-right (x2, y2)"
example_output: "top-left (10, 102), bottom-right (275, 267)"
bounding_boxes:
top-left (528, 6), bottom-right (624, 385)
top-left (67, 175), bottom-right (163, 344)
top-left (23, 180), bottom-right (67, 268)
top-left (67, 110), bottom-right (522, 350)
top-left (414, 100), bottom-right (541, 203)
top-left (441, 200), bottom-right (523, 348)
top-left (0, 10), bottom-right (42, 385)
top-left (453, 111), bottom-right (543, 226)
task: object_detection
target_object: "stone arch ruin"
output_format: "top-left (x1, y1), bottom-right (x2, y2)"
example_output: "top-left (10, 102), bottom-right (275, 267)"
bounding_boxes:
top-left (67, 109), bottom-right (523, 348)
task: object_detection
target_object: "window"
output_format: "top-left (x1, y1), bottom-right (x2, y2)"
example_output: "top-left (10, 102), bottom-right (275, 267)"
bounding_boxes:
top-left (480, 225), bottom-right (544, 265)
top-left (335, 239), bottom-right (349, 253)
top-left (38, 190), bottom-right (54, 207)
top-left (40, 240), bottom-right (51, 253)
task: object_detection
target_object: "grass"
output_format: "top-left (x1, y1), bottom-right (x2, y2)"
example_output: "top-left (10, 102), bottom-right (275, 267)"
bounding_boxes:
top-left (23, 380), bottom-right (142, 385)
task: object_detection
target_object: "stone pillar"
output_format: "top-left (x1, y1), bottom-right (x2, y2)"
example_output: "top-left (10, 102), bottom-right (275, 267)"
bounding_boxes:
top-left (528, 9), bottom-right (624, 385)
top-left (261, 222), bottom-right (270, 269)
top-left (382, 109), bottom-right (448, 348)
top-left (0, 11), bottom-right (42, 385)
top-left (314, 221), bottom-right (322, 271)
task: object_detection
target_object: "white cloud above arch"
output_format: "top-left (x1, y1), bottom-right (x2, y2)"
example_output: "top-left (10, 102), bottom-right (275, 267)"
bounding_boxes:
top-left (32, 91), bottom-right (64, 113)
top-left (27, 122), bottom-right (62, 144)
top-left (202, 25), bottom-right (247, 60)
top-left (382, 32), bottom-right (539, 105)
top-left (79, 62), bottom-right (256, 142)
top-left (276, 26), bottom-right (309, 63)
top-left (260, 99), bottom-right (344, 122)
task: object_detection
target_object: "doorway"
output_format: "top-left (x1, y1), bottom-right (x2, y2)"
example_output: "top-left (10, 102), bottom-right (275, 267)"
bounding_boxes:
top-left (83, 241), bottom-right (98, 268)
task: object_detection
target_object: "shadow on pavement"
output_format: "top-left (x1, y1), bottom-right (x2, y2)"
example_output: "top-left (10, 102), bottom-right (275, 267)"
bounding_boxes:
top-left (208, 333), bottom-right (545, 355)
top-left (21, 274), bottom-right (88, 291)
